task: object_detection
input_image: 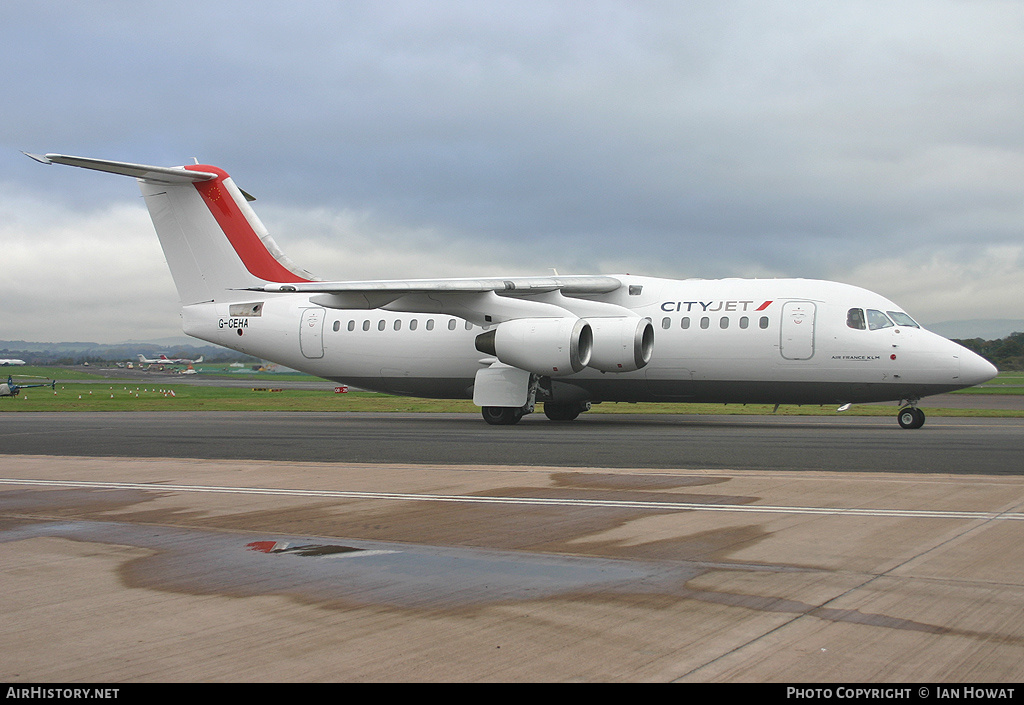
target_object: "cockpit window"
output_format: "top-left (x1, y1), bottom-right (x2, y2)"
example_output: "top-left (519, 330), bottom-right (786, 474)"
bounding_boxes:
top-left (886, 311), bottom-right (920, 328)
top-left (867, 309), bottom-right (894, 330)
top-left (847, 308), bottom-right (866, 330)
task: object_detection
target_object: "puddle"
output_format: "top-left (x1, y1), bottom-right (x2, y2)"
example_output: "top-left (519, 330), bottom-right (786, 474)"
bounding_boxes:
top-left (0, 518), bottom-right (700, 609)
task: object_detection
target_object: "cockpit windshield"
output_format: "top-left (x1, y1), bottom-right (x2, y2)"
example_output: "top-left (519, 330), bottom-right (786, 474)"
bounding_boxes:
top-left (886, 311), bottom-right (920, 328)
top-left (848, 307), bottom-right (922, 331)
top-left (866, 309), bottom-right (893, 330)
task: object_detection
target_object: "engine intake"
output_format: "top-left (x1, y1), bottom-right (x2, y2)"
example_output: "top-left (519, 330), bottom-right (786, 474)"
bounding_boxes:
top-left (586, 317), bottom-right (655, 373)
top-left (475, 317), bottom-right (592, 376)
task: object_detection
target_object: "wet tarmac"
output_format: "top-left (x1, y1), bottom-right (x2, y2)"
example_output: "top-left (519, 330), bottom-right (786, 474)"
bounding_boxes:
top-left (3, 452), bottom-right (1024, 681)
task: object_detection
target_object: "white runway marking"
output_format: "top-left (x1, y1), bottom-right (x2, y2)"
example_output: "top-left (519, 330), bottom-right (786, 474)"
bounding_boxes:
top-left (3, 477), bottom-right (1023, 521)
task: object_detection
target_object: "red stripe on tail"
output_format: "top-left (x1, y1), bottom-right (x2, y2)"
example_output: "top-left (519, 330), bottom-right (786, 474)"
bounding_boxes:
top-left (186, 165), bottom-right (310, 283)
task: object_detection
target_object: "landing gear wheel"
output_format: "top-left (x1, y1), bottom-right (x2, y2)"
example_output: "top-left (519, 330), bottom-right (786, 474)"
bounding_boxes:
top-left (543, 403), bottom-right (581, 422)
top-left (897, 407), bottom-right (926, 429)
top-left (481, 406), bottom-right (524, 425)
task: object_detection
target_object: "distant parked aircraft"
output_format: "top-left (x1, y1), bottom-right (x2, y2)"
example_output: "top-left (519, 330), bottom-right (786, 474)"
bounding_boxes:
top-left (0, 359), bottom-right (26, 366)
top-left (137, 353), bottom-right (203, 365)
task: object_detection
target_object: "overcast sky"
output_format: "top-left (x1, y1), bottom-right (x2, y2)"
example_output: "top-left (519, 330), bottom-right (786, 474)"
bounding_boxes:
top-left (2, 1), bottom-right (1022, 343)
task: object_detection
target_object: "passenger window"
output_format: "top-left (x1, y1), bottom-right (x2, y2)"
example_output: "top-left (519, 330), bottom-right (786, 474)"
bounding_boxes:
top-left (739, 316), bottom-right (749, 329)
top-left (448, 319), bottom-right (457, 331)
top-left (759, 316), bottom-right (769, 329)
top-left (410, 319), bottom-right (418, 331)
top-left (333, 320), bottom-right (340, 332)
top-left (867, 309), bottom-right (894, 330)
top-left (378, 320), bottom-right (386, 331)
top-left (681, 317), bottom-right (690, 329)
top-left (347, 320), bottom-right (355, 332)
top-left (720, 317), bottom-right (729, 329)
top-left (700, 317), bottom-right (710, 329)
top-left (847, 308), bottom-right (866, 330)
top-left (394, 320), bottom-right (402, 331)
top-left (662, 317), bottom-right (671, 330)
top-left (362, 320), bottom-right (370, 331)
top-left (426, 319), bottom-right (435, 331)
top-left (465, 321), bottom-right (473, 330)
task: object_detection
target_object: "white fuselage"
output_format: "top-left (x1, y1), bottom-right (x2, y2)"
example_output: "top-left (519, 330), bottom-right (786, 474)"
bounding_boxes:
top-left (182, 275), bottom-right (994, 407)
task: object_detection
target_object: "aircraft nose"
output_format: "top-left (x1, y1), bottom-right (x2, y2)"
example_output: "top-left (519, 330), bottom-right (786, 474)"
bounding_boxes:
top-left (959, 349), bottom-right (998, 387)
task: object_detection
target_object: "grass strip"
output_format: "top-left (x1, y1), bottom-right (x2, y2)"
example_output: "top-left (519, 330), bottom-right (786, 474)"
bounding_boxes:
top-left (2, 384), bottom-right (1021, 417)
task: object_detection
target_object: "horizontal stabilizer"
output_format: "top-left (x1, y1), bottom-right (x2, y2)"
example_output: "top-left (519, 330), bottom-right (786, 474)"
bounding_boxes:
top-left (24, 152), bottom-right (217, 184)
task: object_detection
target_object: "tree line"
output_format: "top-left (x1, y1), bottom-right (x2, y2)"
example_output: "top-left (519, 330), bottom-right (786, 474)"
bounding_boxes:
top-left (954, 331), bottom-right (1023, 371)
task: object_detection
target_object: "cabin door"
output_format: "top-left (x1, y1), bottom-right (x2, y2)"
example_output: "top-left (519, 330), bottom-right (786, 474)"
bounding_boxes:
top-left (780, 301), bottom-right (816, 360)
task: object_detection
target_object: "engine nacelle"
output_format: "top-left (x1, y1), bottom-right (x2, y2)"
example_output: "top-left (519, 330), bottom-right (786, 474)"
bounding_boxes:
top-left (585, 316), bottom-right (655, 373)
top-left (475, 317), bottom-right (592, 376)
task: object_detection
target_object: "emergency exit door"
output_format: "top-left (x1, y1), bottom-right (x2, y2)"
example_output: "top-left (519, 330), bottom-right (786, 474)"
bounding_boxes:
top-left (299, 307), bottom-right (325, 359)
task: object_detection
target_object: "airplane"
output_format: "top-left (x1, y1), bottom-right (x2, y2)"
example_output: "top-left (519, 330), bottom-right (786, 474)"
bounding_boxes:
top-left (26, 152), bottom-right (998, 428)
top-left (1, 375), bottom-right (55, 397)
top-left (0, 359), bottom-right (26, 366)
top-left (137, 353), bottom-right (203, 365)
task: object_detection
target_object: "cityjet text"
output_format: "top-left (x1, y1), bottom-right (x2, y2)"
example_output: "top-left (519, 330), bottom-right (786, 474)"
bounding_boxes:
top-left (661, 300), bottom-right (773, 313)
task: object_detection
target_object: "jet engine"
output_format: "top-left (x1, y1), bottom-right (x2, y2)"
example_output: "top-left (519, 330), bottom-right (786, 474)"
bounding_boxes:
top-left (475, 317), bottom-right (592, 376)
top-left (586, 317), bottom-right (655, 373)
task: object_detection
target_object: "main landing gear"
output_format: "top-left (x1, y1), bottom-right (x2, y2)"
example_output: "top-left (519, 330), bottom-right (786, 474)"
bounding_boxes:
top-left (481, 406), bottom-right (525, 425)
top-left (481, 401), bottom-right (592, 425)
top-left (543, 401), bottom-right (591, 422)
top-left (897, 404), bottom-right (926, 429)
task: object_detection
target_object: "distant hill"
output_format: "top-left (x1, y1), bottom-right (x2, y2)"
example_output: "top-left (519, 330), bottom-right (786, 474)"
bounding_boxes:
top-left (925, 320), bottom-right (1024, 340)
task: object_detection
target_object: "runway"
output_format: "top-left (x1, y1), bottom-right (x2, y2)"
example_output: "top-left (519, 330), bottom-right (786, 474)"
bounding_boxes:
top-left (2, 412), bottom-right (1024, 682)
top-left (1, 411), bottom-right (1022, 473)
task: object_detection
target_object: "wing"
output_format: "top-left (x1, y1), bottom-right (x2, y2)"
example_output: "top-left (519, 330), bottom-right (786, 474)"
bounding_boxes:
top-left (247, 274), bottom-right (622, 296)
top-left (246, 275), bottom-right (632, 325)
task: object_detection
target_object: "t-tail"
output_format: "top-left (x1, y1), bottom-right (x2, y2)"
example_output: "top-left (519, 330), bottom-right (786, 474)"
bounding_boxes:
top-left (24, 153), bottom-right (316, 305)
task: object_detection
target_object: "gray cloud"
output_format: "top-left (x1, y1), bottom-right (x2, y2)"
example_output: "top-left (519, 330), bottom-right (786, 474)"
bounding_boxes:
top-left (2, 1), bottom-right (1022, 342)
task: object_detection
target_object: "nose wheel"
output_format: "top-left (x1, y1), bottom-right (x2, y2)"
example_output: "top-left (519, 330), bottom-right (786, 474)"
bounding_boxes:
top-left (897, 406), bottom-right (926, 429)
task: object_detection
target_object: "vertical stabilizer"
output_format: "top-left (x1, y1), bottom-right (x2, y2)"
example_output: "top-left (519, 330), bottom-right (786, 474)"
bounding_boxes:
top-left (27, 153), bottom-right (316, 305)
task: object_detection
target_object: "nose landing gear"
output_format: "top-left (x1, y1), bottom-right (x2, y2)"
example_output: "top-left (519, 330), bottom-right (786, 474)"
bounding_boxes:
top-left (897, 404), bottom-right (926, 429)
